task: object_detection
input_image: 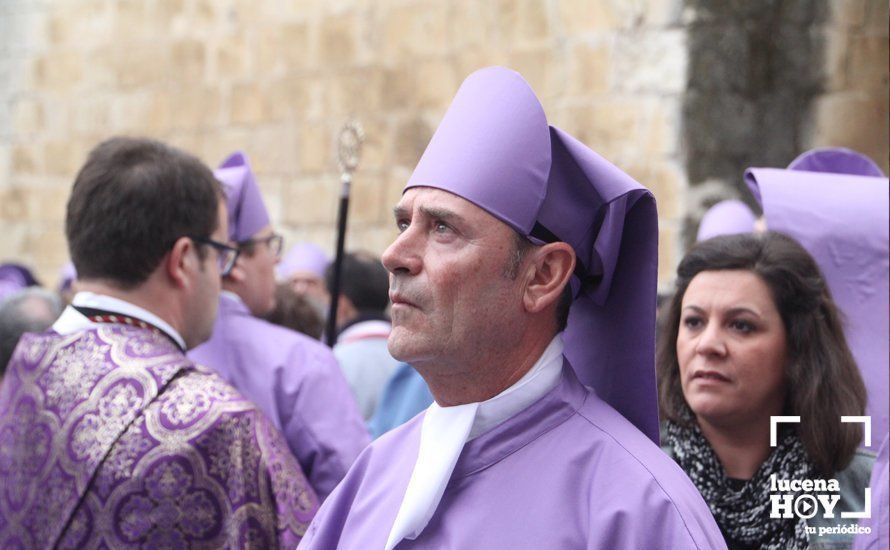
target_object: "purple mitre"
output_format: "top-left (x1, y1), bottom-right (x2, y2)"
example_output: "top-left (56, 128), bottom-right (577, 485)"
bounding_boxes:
top-left (745, 151), bottom-right (889, 451)
top-left (0, 263), bottom-right (39, 302)
top-left (277, 242), bottom-right (329, 280)
top-left (214, 151), bottom-right (270, 243)
top-left (405, 66), bottom-right (660, 443)
top-left (788, 147), bottom-right (885, 177)
top-left (696, 199), bottom-right (757, 242)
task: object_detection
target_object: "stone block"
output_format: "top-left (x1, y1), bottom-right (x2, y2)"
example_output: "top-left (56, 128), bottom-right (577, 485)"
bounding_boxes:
top-left (829, 0), bottom-right (868, 29)
top-left (214, 32), bottom-right (252, 82)
top-left (354, 115), bottom-right (391, 172)
top-left (555, 0), bottom-right (623, 34)
top-left (414, 59), bottom-right (460, 109)
top-left (170, 87), bottom-right (222, 130)
top-left (319, 14), bottom-right (358, 67)
top-left (283, 177), bottom-right (339, 226)
top-left (230, 83), bottom-right (273, 125)
top-left (381, 65), bottom-right (419, 111)
top-left (657, 223), bottom-right (680, 286)
top-left (12, 97), bottom-right (43, 134)
top-left (280, 22), bottom-right (315, 72)
top-left (116, 44), bottom-right (170, 89)
top-left (497, 0), bottom-right (551, 48)
top-left (327, 67), bottom-right (386, 116)
top-left (34, 50), bottom-right (83, 91)
top-left (298, 119), bottom-right (334, 174)
top-left (381, 3), bottom-right (449, 60)
top-left (250, 124), bottom-right (298, 175)
top-left (811, 92), bottom-right (889, 175)
top-left (392, 116), bottom-right (434, 170)
top-left (349, 173), bottom-right (385, 224)
top-left (864, 0), bottom-right (889, 35)
top-left (508, 47), bottom-right (564, 100)
top-left (26, 184), bottom-right (69, 223)
top-left (566, 40), bottom-right (612, 95)
top-left (171, 39), bottom-right (207, 85)
top-left (11, 144), bottom-right (41, 175)
top-left (847, 34), bottom-right (889, 91)
top-left (0, 187), bottom-right (27, 222)
top-left (446, 0), bottom-right (491, 49)
top-left (614, 30), bottom-right (687, 94)
top-left (44, 140), bottom-right (86, 177)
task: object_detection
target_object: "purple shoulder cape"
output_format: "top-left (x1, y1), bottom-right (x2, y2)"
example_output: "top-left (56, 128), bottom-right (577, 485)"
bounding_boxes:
top-left (0, 325), bottom-right (318, 548)
top-left (300, 362), bottom-right (726, 549)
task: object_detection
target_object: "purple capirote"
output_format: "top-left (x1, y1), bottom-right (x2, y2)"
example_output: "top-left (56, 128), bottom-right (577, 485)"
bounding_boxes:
top-left (278, 242), bottom-right (330, 280)
top-left (696, 199), bottom-right (757, 242)
top-left (745, 152), bottom-right (889, 451)
top-left (405, 66), bottom-right (660, 442)
top-left (788, 147), bottom-right (885, 177)
top-left (214, 151), bottom-right (271, 242)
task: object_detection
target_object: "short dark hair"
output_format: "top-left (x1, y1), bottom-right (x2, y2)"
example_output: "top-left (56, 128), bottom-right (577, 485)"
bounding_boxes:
top-left (325, 251), bottom-right (390, 314)
top-left (508, 232), bottom-right (572, 332)
top-left (264, 283), bottom-right (324, 339)
top-left (657, 232), bottom-right (867, 476)
top-left (66, 137), bottom-right (222, 288)
top-left (0, 288), bottom-right (62, 375)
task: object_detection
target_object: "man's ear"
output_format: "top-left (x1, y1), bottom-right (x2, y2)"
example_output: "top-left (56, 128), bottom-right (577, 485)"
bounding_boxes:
top-left (226, 255), bottom-right (248, 284)
top-left (522, 242), bottom-right (575, 315)
top-left (166, 237), bottom-right (193, 289)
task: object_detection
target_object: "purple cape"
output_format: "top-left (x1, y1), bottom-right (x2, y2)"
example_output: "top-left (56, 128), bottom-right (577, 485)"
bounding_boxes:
top-left (189, 294), bottom-right (370, 500)
top-left (745, 166), bottom-right (889, 451)
top-left (300, 363), bottom-right (726, 549)
top-left (0, 324), bottom-right (317, 547)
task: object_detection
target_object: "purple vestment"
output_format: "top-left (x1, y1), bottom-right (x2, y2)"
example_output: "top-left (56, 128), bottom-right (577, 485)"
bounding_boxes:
top-left (0, 324), bottom-right (317, 548)
top-left (189, 293), bottom-right (370, 500)
top-left (745, 155), bottom-right (889, 451)
top-left (300, 364), bottom-right (726, 549)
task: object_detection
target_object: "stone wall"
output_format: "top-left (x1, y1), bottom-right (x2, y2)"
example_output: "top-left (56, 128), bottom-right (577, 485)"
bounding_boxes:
top-left (0, 0), bottom-right (885, 289)
top-left (682, 0), bottom-right (889, 245)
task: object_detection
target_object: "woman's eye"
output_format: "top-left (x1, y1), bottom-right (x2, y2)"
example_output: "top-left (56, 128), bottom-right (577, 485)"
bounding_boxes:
top-left (730, 320), bottom-right (755, 334)
top-left (682, 317), bottom-right (703, 329)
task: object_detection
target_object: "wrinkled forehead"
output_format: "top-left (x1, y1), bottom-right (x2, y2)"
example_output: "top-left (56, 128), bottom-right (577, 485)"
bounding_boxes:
top-left (397, 186), bottom-right (513, 232)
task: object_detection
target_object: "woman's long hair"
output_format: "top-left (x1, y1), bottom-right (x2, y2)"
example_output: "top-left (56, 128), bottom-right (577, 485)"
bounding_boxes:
top-left (657, 231), bottom-right (867, 476)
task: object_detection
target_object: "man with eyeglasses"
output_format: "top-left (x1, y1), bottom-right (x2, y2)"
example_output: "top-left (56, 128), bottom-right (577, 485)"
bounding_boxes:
top-left (0, 137), bottom-right (318, 547)
top-left (190, 151), bottom-right (370, 501)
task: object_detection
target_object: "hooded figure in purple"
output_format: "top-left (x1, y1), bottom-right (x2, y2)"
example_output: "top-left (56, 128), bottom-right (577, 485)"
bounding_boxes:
top-left (299, 67), bottom-right (725, 549)
top-left (189, 152), bottom-right (370, 501)
top-left (745, 147), bottom-right (889, 451)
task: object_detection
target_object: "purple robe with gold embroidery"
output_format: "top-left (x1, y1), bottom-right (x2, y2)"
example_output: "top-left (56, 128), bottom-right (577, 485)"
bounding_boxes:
top-left (0, 324), bottom-right (318, 548)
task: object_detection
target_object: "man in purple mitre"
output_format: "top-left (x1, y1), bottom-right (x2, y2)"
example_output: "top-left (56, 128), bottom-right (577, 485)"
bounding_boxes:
top-left (745, 147), bottom-right (889, 451)
top-left (189, 151), bottom-right (369, 501)
top-left (299, 67), bottom-right (726, 549)
top-left (696, 199), bottom-right (757, 242)
top-left (0, 137), bottom-right (317, 548)
top-left (279, 242), bottom-right (331, 302)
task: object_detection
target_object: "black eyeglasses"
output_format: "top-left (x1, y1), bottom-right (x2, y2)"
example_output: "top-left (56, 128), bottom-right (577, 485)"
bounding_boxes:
top-left (241, 233), bottom-right (284, 258)
top-left (190, 236), bottom-right (240, 276)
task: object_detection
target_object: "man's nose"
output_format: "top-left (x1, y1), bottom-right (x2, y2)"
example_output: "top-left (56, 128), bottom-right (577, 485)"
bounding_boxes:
top-left (382, 230), bottom-right (422, 276)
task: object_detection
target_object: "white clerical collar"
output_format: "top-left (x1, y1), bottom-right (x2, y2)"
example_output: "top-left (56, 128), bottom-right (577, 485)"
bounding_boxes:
top-left (385, 334), bottom-right (565, 549)
top-left (53, 291), bottom-right (186, 350)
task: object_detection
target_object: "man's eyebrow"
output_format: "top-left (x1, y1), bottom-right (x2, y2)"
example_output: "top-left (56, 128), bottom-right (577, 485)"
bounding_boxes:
top-left (393, 205), bottom-right (410, 219)
top-left (418, 205), bottom-right (464, 224)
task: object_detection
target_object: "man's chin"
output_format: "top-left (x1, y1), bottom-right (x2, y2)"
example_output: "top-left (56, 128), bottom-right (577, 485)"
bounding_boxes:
top-left (387, 328), bottom-right (425, 362)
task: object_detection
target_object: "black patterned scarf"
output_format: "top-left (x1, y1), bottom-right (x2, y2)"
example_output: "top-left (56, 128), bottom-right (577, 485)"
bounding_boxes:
top-left (664, 420), bottom-right (814, 549)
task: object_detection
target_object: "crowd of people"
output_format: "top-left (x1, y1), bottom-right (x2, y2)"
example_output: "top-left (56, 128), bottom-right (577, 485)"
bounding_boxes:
top-left (0, 66), bottom-right (886, 549)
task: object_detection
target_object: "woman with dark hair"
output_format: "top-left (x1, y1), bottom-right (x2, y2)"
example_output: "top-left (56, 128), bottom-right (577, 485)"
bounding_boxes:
top-left (658, 231), bottom-right (873, 549)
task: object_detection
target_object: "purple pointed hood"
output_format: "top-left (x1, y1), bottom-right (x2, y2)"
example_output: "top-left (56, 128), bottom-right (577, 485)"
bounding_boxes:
top-left (787, 147), bottom-right (885, 177)
top-left (277, 242), bottom-right (329, 280)
top-left (745, 149), bottom-right (889, 450)
top-left (214, 151), bottom-right (270, 243)
top-left (405, 67), bottom-right (660, 443)
top-left (696, 200), bottom-right (757, 242)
